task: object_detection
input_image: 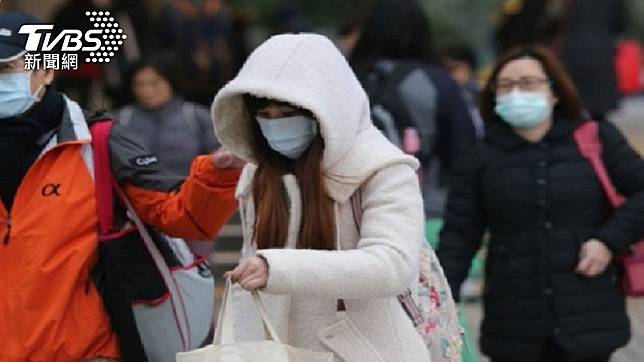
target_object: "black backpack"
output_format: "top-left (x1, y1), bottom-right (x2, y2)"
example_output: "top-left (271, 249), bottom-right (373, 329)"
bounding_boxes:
top-left (359, 60), bottom-right (434, 158)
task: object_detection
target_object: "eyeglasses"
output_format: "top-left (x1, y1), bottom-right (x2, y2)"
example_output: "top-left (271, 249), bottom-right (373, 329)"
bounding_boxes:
top-left (494, 76), bottom-right (551, 94)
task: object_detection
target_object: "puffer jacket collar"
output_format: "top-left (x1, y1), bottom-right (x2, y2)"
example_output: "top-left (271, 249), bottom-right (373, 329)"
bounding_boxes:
top-left (485, 113), bottom-right (584, 150)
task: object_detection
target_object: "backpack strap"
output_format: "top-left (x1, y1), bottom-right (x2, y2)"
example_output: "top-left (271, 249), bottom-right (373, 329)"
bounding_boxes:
top-left (89, 117), bottom-right (192, 353)
top-left (363, 61), bottom-right (420, 146)
top-left (371, 61), bottom-right (418, 130)
top-left (89, 118), bottom-right (117, 237)
top-left (89, 117), bottom-right (151, 362)
top-left (573, 121), bottom-right (625, 208)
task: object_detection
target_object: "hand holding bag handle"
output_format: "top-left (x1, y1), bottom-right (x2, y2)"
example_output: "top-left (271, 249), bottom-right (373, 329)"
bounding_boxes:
top-left (213, 277), bottom-right (284, 346)
top-left (178, 277), bottom-right (334, 362)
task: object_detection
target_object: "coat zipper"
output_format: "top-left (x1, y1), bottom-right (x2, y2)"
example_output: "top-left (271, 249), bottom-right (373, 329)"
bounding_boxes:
top-left (1, 215), bottom-right (17, 360)
top-left (3, 217), bottom-right (10, 244)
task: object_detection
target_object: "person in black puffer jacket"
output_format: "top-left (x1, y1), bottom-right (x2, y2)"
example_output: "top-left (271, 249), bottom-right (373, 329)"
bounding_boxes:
top-left (437, 45), bottom-right (644, 362)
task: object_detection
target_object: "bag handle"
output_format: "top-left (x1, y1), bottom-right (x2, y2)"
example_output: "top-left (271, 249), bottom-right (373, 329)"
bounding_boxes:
top-left (89, 119), bottom-right (192, 350)
top-left (213, 277), bottom-right (282, 345)
top-left (573, 121), bottom-right (626, 208)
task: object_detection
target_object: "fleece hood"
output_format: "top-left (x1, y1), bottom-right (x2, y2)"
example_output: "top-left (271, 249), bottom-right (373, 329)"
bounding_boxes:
top-left (211, 33), bottom-right (418, 202)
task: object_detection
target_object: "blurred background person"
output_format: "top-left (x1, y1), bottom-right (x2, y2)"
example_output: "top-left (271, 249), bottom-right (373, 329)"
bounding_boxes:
top-left (116, 55), bottom-right (220, 258)
top-left (336, 18), bottom-right (361, 57)
top-left (228, 5), bottom-right (251, 74)
top-left (495, 0), bottom-right (559, 54)
top-left (443, 43), bottom-right (485, 138)
top-left (438, 45), bottom-right (644, 362)
top-left (443, 44), bottom-right (480, 102)
top-left (154, 0), bottom-right (241, 105)
top-left (556, 0), bottom-right (627, 121)
top-left (441, 43), bottom-right (487, 306)
top-left (349, 0), bottom-right (477, 234)
top-left (269, 0), bottom-right (309, 34)
top-left (116, 56), bottom-right (218, 177)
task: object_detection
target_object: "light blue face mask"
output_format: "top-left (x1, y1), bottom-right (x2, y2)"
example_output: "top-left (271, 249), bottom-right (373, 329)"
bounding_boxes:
top-left (256, 115), bottom-right (318, 159)
top-left (0, 71), bottom-right (40, 119)
top-left (494, 91), bottom-right (552, 128)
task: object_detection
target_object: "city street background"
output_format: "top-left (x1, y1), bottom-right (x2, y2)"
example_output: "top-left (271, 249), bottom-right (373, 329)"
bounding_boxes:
top-left (1, 1), bottom-right (644, 361)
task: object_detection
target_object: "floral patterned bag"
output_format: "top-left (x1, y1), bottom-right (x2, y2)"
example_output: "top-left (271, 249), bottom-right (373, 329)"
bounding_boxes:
top-left (351, 191), bottom-right (463, 362)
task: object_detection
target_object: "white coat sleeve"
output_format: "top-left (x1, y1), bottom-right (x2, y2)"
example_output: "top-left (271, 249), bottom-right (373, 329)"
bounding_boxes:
top-left (256, 163), bottom-right (424, 299)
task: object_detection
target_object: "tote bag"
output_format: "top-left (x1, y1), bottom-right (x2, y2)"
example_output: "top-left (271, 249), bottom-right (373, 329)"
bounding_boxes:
top-left (176, 278), bottom-right (334, 362)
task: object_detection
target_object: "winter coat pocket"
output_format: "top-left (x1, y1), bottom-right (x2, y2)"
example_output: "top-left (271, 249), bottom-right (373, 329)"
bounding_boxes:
top-left (318, 317), bottom-right (385, 362)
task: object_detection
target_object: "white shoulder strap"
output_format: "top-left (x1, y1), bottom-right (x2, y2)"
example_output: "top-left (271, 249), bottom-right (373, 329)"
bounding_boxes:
top-left (120, 195), bottom-right (192, 350)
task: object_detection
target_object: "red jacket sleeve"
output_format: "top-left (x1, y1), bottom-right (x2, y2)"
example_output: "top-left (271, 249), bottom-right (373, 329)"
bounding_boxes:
top-left (124, 156), bottom-right (240, 240)
top-left (108, 122), bottom-right (240, 240)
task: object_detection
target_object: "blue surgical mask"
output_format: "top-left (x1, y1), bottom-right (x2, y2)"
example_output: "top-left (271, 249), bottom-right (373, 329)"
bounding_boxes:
top-left (0, 72), bottom-right (40, 119)
top-left (256, 115), bottom-right (318, 159)
top-left (494, 91), bottom-right (552, 128)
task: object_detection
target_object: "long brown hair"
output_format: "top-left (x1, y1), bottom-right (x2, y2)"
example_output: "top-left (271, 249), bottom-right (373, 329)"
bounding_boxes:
top-left (245, 96), bottom-right (336, 250)
top-left (480, 45), bottom-right (585, 123)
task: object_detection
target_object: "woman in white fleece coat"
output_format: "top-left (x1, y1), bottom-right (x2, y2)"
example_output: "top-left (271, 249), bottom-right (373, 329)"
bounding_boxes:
top-left (211, 33), bottom-right (430, 362)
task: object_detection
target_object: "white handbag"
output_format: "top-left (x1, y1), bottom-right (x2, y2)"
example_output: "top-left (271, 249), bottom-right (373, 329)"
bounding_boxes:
top-left (176, 277), bottom-right (334, 362)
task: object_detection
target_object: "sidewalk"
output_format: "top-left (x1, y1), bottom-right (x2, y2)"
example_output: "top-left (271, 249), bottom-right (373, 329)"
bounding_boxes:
top-left (611, 95), bottom-right (644, 152)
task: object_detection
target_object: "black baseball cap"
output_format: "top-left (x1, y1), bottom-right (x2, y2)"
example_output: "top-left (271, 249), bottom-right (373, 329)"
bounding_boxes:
top-left (0, 11), bottom-right (43, 62)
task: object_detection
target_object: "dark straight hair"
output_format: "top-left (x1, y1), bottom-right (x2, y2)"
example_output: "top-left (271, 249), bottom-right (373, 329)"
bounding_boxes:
top-left (479, 45), bottom-right (585, 123)
top-left (349, 0), bottom-right (441, 68)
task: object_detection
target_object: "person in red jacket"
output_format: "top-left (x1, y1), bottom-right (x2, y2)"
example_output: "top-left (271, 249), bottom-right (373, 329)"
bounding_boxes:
top-left (0, 11), bottom-right (241, 362)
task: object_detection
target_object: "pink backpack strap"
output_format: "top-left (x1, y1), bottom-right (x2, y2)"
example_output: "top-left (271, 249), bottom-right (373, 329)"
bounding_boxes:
top-left (89, 118), bottom-right (117, 237)
top-left (573, 121), bottom-right (625, 208)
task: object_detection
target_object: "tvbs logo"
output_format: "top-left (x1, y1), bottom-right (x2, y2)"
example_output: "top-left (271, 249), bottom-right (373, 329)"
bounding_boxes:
top-left (18, 11), bottom-right (127, 64)
top-left (20, 24), bottom-right (101, 51)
